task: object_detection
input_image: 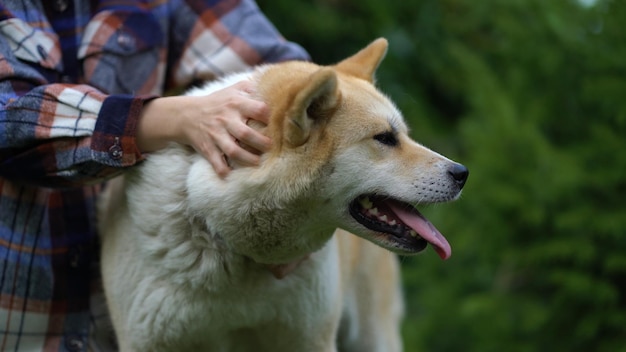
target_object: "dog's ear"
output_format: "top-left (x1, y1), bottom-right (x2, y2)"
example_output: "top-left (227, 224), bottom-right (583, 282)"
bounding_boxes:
top-left (335, 38), bottom-right (388, 83)
top-left (285, 68), bottom-right (339, 147)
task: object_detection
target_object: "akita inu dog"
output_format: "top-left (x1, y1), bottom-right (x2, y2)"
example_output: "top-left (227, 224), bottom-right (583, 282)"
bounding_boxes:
top-left (98, 38), bottom-right (468, 352)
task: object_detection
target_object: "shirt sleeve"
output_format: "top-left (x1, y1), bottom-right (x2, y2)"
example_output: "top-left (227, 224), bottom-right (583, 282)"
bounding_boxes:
top-left (168, 0), bottom-right (310, 87)
top-left (0, 19), bottom-right (151, 188)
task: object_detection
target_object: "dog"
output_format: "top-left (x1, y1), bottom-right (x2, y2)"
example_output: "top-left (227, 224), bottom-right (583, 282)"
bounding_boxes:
top-left (98, 38), bottom-right (468, 352)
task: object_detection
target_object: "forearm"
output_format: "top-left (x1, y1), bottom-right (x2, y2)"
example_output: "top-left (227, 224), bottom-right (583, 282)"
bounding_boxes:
top-left (136, 96), bottom-right (185, 154)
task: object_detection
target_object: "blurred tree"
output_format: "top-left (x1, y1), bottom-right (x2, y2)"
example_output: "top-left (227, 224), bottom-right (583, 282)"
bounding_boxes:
top-left (258, 0), bottom-right (626, 350)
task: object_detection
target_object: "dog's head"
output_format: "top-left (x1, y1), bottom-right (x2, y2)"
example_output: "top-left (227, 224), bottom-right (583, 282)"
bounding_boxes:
top-left (186, 38), bottom-right (468, 264)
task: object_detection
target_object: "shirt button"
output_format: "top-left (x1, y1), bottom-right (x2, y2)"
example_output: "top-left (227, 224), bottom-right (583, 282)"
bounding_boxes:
top-left (109, 137), bottom-right (123, 160)
top-left (109, 145), bottom-right (123, 160)
top-left (65, 335), bottom-right (84, 351)
top-left (53, 0), bottom-right (69, 12)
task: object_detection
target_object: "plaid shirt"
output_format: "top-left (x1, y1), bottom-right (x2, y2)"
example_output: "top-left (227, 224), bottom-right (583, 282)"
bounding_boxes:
top-left (0, 0), bottom-right (309, 350)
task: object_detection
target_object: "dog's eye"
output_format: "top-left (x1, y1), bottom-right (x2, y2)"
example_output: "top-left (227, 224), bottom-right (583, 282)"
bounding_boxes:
top-left (373, 132), bottom-right (398, 147)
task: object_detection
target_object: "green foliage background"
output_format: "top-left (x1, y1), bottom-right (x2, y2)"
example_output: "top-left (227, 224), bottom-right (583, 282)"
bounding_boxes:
top-left (257, 0), bottom-right (626, 350)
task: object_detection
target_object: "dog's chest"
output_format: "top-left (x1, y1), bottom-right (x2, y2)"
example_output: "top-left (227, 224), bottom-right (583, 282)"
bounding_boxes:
top-left (142, 241), bottom-right (342, 350)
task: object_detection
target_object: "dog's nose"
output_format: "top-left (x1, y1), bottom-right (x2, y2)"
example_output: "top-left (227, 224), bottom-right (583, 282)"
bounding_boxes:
top-left (448, 163), bottom-right (469, 189)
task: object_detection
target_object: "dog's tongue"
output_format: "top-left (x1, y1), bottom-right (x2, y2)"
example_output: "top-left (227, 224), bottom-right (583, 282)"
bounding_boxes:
top-left (388, 202), bottom-right (451, 260)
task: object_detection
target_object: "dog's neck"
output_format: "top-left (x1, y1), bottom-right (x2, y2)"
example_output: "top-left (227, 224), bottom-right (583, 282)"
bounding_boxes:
top-left (264, 255), bottom-right (310, 279)
top-left (208, 224), bottom-right (311, 280)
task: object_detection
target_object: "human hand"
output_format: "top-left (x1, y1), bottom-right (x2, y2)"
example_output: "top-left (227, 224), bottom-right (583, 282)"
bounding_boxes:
top-left (137, 80), bottom-right (272, 178)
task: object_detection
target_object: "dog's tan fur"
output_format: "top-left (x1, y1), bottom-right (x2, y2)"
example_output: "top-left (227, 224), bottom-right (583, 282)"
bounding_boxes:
top-left (99, 38), bottom-right (466, 351)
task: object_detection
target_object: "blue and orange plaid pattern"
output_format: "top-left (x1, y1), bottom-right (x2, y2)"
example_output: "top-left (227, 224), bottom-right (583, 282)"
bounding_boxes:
top-left (0, 0), bottom-right (309, 350)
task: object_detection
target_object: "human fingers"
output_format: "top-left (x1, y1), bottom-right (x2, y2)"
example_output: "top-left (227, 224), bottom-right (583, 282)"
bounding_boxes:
top-left (183, 82), bottom-right (270, 175)
top-left (232, 81), bottom-right (271, 125)
top-left (205, 84), bottom-right (271, 154)
top-left (191, 135), bottom-right (233, 178)
top-left (217, 134), bottom-right (262, 167)
top-left (192, 122), bottom-right (264, 172)
top-left (229, 122), bottom-right (272, 154)
top-left (208, 152), bottom-right (231, 179)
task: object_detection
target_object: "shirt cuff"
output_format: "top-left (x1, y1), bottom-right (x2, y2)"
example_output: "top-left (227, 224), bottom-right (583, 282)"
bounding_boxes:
top-left (91, 94), bottom-right (157, 167)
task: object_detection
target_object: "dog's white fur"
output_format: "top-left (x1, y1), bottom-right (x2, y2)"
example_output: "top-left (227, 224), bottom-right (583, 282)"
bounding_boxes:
top-left (99, 38), bottom-right (465, 352)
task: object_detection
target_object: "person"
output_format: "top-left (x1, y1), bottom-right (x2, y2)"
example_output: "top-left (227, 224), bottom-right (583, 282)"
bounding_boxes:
top-left (0, 0), bottom-right (309, 350)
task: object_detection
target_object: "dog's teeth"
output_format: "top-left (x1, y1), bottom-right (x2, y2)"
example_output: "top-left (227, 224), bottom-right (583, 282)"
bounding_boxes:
top-left (360, 197), bottom-right (373, 209)
top-left (379, 215), bottom-right (388, 223)
top-left (409, 230), bottom-right (418, 237)
top-left (369, 208), bottom-right (379, 216)
top-left (389, 220), bottom-right (397, 226)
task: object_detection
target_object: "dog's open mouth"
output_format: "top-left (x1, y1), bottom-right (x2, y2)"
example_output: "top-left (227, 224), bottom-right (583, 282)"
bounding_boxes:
top-left (349, 195), bottom-right (451, 259)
